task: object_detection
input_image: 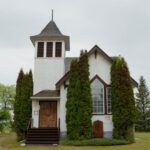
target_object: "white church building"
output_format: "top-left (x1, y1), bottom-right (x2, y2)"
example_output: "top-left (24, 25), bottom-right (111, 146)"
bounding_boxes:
top-left (26, 14), bottom-right (138, 144)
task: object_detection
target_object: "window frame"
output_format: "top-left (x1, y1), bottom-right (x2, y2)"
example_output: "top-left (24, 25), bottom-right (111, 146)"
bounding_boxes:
top-left (46, 42), bottom-right (53, 57)
top-left (37, 42), bottom-right (44, 57)
top-left (106, 87), bottom-right (112, 114)
top-left (55, 42), bottom-right (62, 57)
top-left (91, 78), bottom-right (105, 115)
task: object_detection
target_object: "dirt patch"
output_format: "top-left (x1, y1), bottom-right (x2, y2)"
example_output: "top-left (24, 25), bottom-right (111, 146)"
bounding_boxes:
top-left (0, 146), bottom-right (8, 150)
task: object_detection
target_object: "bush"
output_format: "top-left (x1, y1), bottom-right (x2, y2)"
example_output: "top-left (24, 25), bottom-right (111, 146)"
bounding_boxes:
top-left (0, 108), bottom-right (11, 132)
top-left (60, 138), bottom-right (131, 146)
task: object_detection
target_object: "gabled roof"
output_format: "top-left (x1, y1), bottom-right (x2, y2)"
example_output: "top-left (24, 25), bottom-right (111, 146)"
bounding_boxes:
top-left (56, 45), bottom-right (138, 89)
top-left (88, 45), bottom-right (113, 63)
top-left (31, 90), bottom-right (60, 99)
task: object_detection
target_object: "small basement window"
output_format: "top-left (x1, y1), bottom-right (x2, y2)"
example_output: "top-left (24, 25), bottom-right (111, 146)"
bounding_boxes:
top-left (37, 42), bottom-right (44, 57)
top-left (55, 42), bottom-right (62, 57)
top-left (46, 42), bottom-right (53, 57)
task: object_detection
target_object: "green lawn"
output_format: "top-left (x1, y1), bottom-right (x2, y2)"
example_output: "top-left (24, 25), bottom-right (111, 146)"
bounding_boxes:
top-left (0, 132), bottom-right (150, 150)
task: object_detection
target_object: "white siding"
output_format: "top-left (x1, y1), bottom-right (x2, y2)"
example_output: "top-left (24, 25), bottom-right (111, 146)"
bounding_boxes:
top-left (32, 100), bottom-right (39, 128)
top-left (89, 54), bottom-right (111, 84)
top-left (33, 41), bottom-right (65, 94)
top-left (34, 58), bottom-right (65, 94)
top-left (60, 85), bottom-right (67, 132)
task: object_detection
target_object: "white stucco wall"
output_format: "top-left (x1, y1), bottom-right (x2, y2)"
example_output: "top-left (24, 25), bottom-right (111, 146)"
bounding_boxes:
top-left (33, 41), bottom-right (65, 94)
top-left (88, 53), bottom-right (111, 84)
top-left (32, 100), bottom-right (39, 128)
top-left (34, 58), bottom-right (65, 94)
top-left (59, 85), bottom-right (67, 133)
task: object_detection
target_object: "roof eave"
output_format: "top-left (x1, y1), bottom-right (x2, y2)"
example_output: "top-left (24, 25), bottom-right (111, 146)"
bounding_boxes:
top-left (30, 35), bottom-right (70, 50)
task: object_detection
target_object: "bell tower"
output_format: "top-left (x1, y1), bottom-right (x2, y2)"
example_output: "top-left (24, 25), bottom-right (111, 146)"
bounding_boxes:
top-left (30, 11), bottom-right (70, 94)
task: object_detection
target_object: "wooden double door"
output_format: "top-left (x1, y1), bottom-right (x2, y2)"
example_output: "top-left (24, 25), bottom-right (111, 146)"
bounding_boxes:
top-left (39, 101), bottom-right (57, 128)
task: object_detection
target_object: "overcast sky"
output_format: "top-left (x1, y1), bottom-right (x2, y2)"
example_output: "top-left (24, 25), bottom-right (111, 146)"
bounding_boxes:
top-left (0, 0), bottom-right (150, 88)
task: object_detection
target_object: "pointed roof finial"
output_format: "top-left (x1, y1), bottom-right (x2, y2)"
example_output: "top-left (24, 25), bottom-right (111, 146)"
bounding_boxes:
top-left (52, 9), bottom-right (54, 21)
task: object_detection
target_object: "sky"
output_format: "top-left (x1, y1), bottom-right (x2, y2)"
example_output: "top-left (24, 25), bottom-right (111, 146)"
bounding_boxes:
top-left (0, 0), bottom-right (150, 88)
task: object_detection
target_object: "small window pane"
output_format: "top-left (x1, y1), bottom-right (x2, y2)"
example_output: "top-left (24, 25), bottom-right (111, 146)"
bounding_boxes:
top-left (47, 42), bottom-right (53, 57)
top-left (55, 42), bottom-right (62, 57)
top-left (37, 42), bottom-right (44, 57)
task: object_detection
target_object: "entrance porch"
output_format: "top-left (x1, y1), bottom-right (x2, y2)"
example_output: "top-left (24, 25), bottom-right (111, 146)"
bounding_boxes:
top-left (26, 90), bottom-right (60, 144)
top-left (31, 90), bottom-right (60, 129)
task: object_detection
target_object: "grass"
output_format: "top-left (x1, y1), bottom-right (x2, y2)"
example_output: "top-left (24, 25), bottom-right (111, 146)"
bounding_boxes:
top-left (0, 132), bottom-right (150, 150)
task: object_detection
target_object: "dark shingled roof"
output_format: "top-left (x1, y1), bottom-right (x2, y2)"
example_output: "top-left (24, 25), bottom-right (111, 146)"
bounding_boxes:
top-left (31, 90), bottom-right (60, 99)
top-left (39, 20), bottom-right (63, 36)
top-left (30, 19), bottom-right (70, 51)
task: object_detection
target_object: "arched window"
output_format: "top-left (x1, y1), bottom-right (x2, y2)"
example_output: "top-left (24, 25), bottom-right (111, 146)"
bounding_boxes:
top-left (91, 78), bottom-right (104, 114)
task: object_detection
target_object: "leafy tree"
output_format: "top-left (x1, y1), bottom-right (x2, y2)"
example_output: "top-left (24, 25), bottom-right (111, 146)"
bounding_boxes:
top-left (0, 83), bottom-right (15, 132)
top-left (0, 84), bottom-right (15, 110)
top-left (66, 59), bottom-right (80, 139)
top-left (14, 69), bottom-right (33, 141)
top-left (135, 76), bottom-right (150, 131)
top-left (111, 56), bottom-right (135, 142)
top-left (0, 108), bottom-right (11, 132)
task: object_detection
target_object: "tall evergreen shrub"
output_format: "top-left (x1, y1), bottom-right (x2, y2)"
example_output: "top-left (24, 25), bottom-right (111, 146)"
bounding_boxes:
top-left (66, 50), bottom-right (92, 140)
top-left (78, 50), bottom-right (92, 139)
top-left (14, 69), bottom-right (33, 141)
top-left (66, 59), bottom-right (80, 139)
top-left (111, 57), bottom-right (135, 142)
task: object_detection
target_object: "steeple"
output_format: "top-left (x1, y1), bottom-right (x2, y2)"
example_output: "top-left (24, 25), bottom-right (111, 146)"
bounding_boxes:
top-left (30, 11), bottom-right (70, 51)
top-left (38, 10), bottom-right (62, 36)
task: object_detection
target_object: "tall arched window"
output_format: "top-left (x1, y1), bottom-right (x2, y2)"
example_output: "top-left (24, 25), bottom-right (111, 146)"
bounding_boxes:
top-left (91, 78), bottom-right (104, 114)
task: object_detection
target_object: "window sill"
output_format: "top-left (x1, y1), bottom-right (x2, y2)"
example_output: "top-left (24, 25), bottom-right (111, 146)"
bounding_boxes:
top-left (92, 113), bottom-right (112, 115)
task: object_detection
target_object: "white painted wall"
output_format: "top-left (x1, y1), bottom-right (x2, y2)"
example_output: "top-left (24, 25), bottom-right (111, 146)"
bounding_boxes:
top-left (33, 41), bottom-right (65, 94)
top-left (32, 100), bottom-right (39, 128)
top-left (88, 54), bottom-right (111, 84)
top-left (34, 58), bottom-right (65, 94)
top-left (59, 85), bottom-right (67, 132)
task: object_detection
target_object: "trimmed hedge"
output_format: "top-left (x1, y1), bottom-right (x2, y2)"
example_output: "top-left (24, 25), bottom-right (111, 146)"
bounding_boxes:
top-left (60, 138), bottom-right (131, 146)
